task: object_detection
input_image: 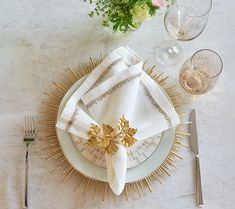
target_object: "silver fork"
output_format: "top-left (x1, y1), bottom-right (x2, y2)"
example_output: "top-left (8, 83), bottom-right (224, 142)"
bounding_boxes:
top-left (23, 116), bottom-right (36, 209)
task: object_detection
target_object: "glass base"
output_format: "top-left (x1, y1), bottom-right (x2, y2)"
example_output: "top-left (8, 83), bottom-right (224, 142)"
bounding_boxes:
top-left (155, 40), bottom-right (184, 66)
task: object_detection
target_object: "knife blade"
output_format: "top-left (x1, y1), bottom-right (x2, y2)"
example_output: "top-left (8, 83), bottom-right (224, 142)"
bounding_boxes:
top-left (189, 109), bottom-right (204, 207)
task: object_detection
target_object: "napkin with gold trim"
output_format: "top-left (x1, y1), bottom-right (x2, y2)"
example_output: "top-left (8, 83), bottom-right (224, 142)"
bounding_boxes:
top-left (56, 46), bottom-right (180, 195)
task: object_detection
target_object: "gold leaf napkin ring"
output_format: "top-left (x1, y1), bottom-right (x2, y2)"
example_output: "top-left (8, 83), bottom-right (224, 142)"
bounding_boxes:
top-left (86, 116), bottom-right (137, 155)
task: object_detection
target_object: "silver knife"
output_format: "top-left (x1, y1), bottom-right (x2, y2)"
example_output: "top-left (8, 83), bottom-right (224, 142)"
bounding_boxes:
top-left (190, 109), bottom-right (203, 207)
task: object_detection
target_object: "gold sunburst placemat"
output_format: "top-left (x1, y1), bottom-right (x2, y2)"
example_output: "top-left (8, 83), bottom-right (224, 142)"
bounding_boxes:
top-left (38, 57), bottom-right (190, 201)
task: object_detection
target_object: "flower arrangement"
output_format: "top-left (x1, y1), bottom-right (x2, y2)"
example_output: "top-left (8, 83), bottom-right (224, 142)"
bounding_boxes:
top-left (84, 0), bottom-right (173, 33)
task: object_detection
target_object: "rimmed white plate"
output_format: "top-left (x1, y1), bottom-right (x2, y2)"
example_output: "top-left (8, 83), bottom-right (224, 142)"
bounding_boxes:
top-left (56, 75), bottom-right (176, 183)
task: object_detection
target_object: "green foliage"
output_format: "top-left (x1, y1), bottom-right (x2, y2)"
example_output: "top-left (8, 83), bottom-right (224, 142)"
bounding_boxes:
top-left (84, 0), bottom-right (161, 32)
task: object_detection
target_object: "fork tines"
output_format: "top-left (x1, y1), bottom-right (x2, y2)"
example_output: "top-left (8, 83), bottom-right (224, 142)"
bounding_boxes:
top-left (24, 115), bottom-right (36, 140)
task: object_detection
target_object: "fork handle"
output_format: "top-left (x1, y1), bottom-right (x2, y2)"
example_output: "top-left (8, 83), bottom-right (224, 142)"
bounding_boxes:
top-left (23, 150), bottom-right (29, 209)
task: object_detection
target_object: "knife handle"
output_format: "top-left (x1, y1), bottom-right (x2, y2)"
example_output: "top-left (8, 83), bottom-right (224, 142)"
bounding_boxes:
top-left (195, 155), bottom-right (203, 207)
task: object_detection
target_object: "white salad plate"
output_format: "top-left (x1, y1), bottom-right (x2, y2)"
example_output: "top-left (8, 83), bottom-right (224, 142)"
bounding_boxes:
top-left (56, 74), bottom-right (176, 183)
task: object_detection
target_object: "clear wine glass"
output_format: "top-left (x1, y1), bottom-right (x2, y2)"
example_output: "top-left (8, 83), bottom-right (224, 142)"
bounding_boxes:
top-left (156, 0), bottom-right (212, 66)
top-left (179, 49), bottom-right (223, 95)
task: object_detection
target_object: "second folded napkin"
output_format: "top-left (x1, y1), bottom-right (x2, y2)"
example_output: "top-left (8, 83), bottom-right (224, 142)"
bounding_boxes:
top-left (56, 46), bottom-right (180, 195)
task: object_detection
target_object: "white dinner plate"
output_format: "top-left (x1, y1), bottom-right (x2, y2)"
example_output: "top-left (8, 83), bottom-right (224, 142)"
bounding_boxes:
top-left (56, 74), bottom-right (176, 183)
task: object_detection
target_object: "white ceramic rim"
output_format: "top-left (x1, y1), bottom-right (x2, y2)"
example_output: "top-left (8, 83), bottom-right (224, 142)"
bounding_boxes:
top-left (56, 74), bottom-right (176, 183)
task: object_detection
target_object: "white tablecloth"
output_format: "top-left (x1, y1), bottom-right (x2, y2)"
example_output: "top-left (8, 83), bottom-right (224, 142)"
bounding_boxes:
top-left (0, 1), bottom-right (235, 209)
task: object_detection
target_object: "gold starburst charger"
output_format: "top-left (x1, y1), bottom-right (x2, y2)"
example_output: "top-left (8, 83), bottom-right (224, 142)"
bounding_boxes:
top-left (38, 56), bottom-right (190, 201)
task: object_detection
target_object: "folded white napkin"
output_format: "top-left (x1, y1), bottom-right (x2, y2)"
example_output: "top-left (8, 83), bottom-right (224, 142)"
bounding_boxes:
top-left (56, 46), bottom-right (180, 195)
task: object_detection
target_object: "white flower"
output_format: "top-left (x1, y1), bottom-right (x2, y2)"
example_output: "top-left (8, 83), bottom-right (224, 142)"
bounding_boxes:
top-left (130, 3), bottom-right (152, 24)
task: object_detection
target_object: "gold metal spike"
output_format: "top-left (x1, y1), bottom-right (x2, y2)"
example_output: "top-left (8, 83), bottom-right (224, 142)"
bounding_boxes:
top-left (63, 167), bottom-right (75, 182)
top-left (155, 72), bottom-right (164, 80)
top-left (53, 82), bottom-right (68, 93)
top-left (159, 81), bottom-right (167, 86)
top-left (151, 172), bottom-right (163, 184)
top-left (176, 131), bottom-right (191, 136)
top-left (177, 112), bottom-right (188, 116)
top-left (41, 102), bottom-right (59, 108)
top-left (43, 92), bottom-right (60, 100)
top-left (171, 151), bottom-right (183, 159)
top-left (48, 147), bottom-right (61, 153)
top-left (92, 181), bottom-right (99, 200)
top-left (124, 184), bottom-right (129, 201)
top-left (55, 158), bottom-right (66, 166)
top-left (175, 141), bottom-right (188, 147)
top-left (45, 141), bottom-right (58, 147)
top-left (37, 119), bottom-right (56, 124)
top-left (46, 151), bottom-right (63, 160)
top-left (51, 165), bottom-right (62, 173)
top-left (146, 65), bottom-right (155, 75)
top-left (179, 121), bottom-right (192, 125)
top-left (102, 183), bottom-right (108, 201)
top-left (60, 72), bottom-right (75, 85)
top-left (144, 178), bottom-right (152, 192)
top-left (135, 182), bottom-right (142, 197)
top-left (143, 61), bottom-right (147, 69)
top-left (162, 162), bottom-right (170, 169)
top-left (161, 166), bottom-right (171, 176)
top-left (158, 76), bottom-right (169, 85)
top-left (165, 85), bottom-right (177, 92)
top-left (170, 93), bottom-right (181, 100)
top-left (75, 174), bottom-right (84, 191)
top-left (66, 67), bottom-right (79, 80)
top-left (82, 178), bottom-right (90, 195)
top-left (89, 57), bottom-right (96, 68)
